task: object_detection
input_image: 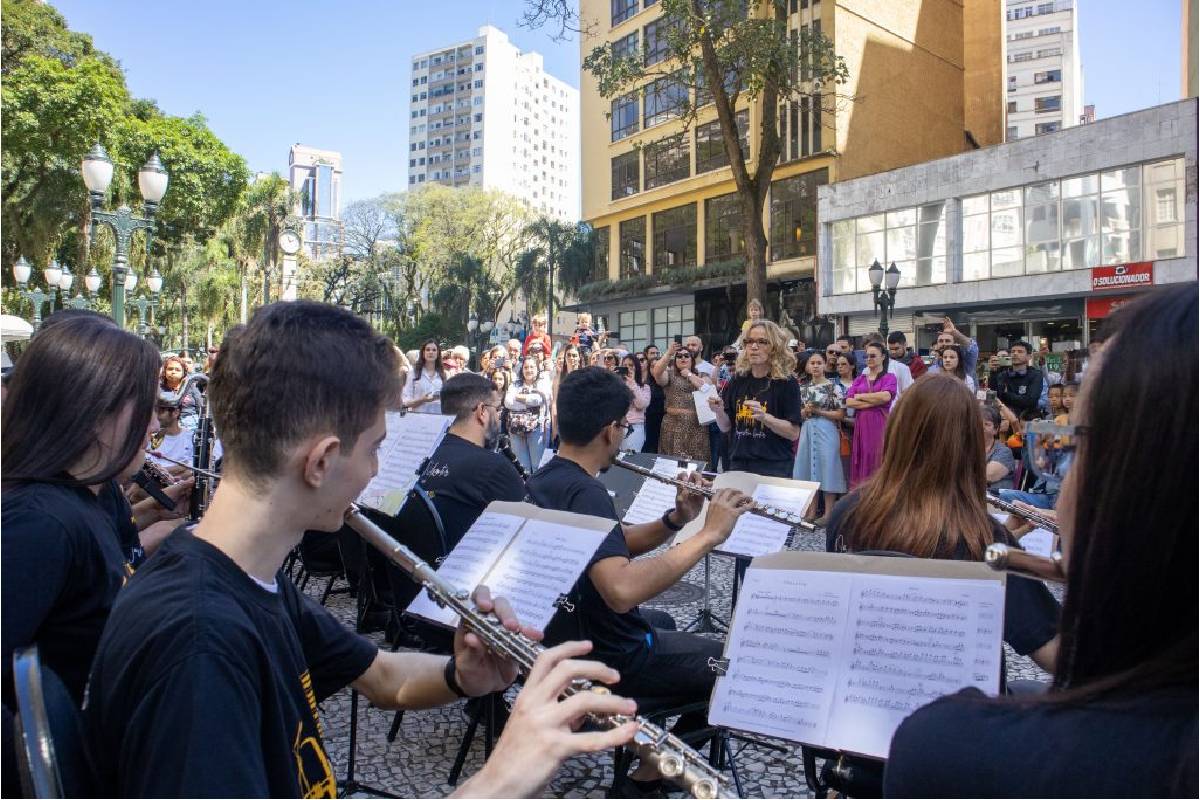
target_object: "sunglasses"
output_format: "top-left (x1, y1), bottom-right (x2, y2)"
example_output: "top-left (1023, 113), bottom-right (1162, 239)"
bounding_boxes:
top-left (674, 353), bottom-right (691, 359)
top-left (744, 338), bottom-right (770, 347)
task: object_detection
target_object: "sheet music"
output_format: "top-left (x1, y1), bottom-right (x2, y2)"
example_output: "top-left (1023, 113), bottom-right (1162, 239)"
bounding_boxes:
top-left (651, 457), bottom-right (698, 477)
top-left (482, 519), bottom-right (609, 631)
top-left (752, 483), bottom-right (816, 520)
top-left (711, 563), bottom-right (1004, 759)
top-left (1019, 528), bottom-right (1055, 558)
top-left (358, 412), bottom-right (452, 514)
top-left (406, 512), bottom-right (524, 627)
top-left (718, 514), bottom-right (792, 558)
top-left (622, 475), bottom-right (679, 524)
top-left (693, 384), bottom-right (718, 424)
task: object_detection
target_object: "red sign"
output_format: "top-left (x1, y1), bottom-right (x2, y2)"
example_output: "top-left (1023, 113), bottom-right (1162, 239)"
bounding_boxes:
top-left (1091, 262), bottom-right (1153, 291)
top-left (1086, 295), bottom-right (1135, 319)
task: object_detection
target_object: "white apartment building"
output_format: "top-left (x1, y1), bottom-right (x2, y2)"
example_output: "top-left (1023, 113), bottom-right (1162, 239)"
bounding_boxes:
top-left (288, 144), bottom-right (343, 260)
top-left (1004, 0), bottom-right (1084, 141)
top-left (406, 25), bottom-right (581, 221)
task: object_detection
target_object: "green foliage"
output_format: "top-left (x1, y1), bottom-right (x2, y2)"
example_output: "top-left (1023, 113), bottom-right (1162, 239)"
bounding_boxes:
top-left (576, 259), bottom-right (745, 302)
top-left (392, 312), bottom-right (462, 351)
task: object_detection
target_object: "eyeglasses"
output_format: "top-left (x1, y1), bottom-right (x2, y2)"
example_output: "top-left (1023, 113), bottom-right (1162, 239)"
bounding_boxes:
top-left (605, 355), bottom-right (617, 361)
top-left (611, 419), bottom-right (634, 438)
top-left (479, 401), bottom-right (504, 414)
top-left (636, 355), bottom-right (647, 361)
top-left (674, 353), bottom-right (691, 360)
top-left (744, 338), bottom-right (770, 347)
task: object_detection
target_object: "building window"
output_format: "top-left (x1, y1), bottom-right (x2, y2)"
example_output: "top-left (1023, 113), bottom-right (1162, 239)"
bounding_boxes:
top-left (695, 110), bottom-right (749, 173)
top-left (593, 226), bottom-right (610, 281)
top-left (613, 31), bottom-right (638, 62)
top-left (1007, 125), bottom-right (1020, 140)
top-left (645, 303), bottom-right (695, 352)
top-left (619, 217), bottom-right (647, 277)
top-left (644, 135), bottom-right (690, 190)
top-left (694, 63), bottom-right (740, 108)
top-left (1034, 69), bottom-right (1062, 83)
top-left (1007, 101), bottom-right (1017, 113)
top-left (643, 73), bottom-right (687, 128)
top-left (1034, 95), bottom-right (1062, 113)
top-left (832, 202), bottom-right (947, 293)
top-left (611, 151), bottom-right (640, 199)
top-left (705, 193), bottom-right (745, 262)
top-left (643, 18), bottom-right (675, 66)
top-left (611, 91), bottom-right (639, 141)
top-left (474, 45), bottom-right (484, 55)
top-left (1034, 121), bottom-right (1061, 135)
top-left (612, 0), bottom-right (638, 26)
top-left (1144, 158), bottom-right (1185, 258)
top-left (652, 204), bottom-right (697, 269)
top-left (769, 169), bottom-right (827, 261)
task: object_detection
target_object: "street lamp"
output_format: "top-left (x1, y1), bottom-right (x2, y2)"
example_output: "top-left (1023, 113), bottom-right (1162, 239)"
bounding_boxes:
top-left (81, 143), bottom-right (168, 326)
top-left (10, 256), bottom-right (58, 328)
top-left (867, 260), bottom-right (902, 337)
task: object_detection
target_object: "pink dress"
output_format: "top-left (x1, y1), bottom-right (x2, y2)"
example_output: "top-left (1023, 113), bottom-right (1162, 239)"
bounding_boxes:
top-left (847, 371), bottom-right (897, 486)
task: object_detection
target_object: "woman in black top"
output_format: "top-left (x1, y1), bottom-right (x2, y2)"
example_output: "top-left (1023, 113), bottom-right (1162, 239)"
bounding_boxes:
top-left (707, 319), bottom-right (801, 477)
top-left (2, 314), bottom-right (160, 714)
top-left (825, 372), bottom-right (1059, 670)
top-left (884, 285), bottom-right (1197, 797)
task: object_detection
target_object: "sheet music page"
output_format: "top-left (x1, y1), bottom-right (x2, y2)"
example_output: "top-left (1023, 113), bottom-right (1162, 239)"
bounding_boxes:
top-left (652, 457), bottom-right (697, 477)
top-left (481, 519), bottom-right (609, 632)
top-left (709, 568), bottom-right (850, 741)
top-left (405, 512), bottom-right (524, 627)
top-left (709, 476), bottom-right (816, 558)
top-left (824, 573), bottom-right (1004, 758)
top-left (1018, 528), bottom-right (1055, 558)
top-left (710, 559), bottom-right (1004, 759)
top-left (358, 412), bottom-right (452, 514)
top-left (752, 483), bottom-right (816, 521)
top-left (622, 476), bottom-right (679, 524)
top-left (693, 384), bottom-right (718, 424)
top-left (718, 514), bottom-right (792, 558)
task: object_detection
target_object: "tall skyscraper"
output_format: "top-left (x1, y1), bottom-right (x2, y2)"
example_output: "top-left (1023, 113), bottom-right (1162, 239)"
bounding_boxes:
top-left (288, 144), bottom-right (343, 260)
top-left (406, 25), bottom-right (581, 221)
top-left (1004, 0), bottom-right (1084, 140)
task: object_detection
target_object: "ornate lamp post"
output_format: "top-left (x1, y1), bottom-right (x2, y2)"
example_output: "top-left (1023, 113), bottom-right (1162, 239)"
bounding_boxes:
top-left (80, 144), bottom-right (169, 326)
top-left (867, 260), bottom-right (902, 337)
top-left (11, 257), bottom-right (65, 328)
top-left (129, 267), bottom-right (164, 337)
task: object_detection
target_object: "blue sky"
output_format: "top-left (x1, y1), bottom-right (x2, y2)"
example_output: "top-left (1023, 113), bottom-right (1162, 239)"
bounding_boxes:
top-left (51, 0), bottom-right (1184, 205)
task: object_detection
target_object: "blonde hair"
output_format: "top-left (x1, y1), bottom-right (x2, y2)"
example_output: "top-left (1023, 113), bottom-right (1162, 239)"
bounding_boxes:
top-left (577, 312), bottom-right (592, 325)
top-left (531, 314), bottom-right (547, 326)
top-left (735, 320), bottom-right (794, 380)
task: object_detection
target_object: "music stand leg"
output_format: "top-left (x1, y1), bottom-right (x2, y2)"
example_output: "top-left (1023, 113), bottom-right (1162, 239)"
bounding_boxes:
top-left (447, 701), bottom-right (483, 786)
top-left (339, 689), bottom-right (399, 798)
top-left (684, 554), bottom-right (727, 633)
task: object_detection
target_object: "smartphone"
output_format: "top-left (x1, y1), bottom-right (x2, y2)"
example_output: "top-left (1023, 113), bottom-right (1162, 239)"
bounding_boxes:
top-left (493, 356), bottom-right (507, 369)
top-left (616, 366), bottom-right (629, 377)
top-left (923, 322), bottom-right (944, 334)
top-left (673, 334), bottom-right (683, 345)
top-left (997, 356), bottom-right (1012, 367)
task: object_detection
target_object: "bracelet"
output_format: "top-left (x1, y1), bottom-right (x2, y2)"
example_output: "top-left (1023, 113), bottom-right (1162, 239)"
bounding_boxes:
top-left (443, 656), bottom-right (468, 698)
top-left (660, 509), bottom-right (683, 532)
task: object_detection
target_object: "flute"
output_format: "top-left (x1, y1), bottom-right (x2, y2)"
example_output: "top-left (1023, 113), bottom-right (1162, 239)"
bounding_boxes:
top-left (343, 505), bottom-right (734, 800)
top-left (612, 453), bottom-right (816, 531)
top-left (986, 491), bottom-right (1059, 534)
top-left (984, 543), bottom-right (1065, 583)
top-left (144, 451), bottom-right (222, 482)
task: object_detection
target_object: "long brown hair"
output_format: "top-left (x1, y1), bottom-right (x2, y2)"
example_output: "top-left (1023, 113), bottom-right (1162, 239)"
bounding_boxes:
top-left (2, 313), bottom-right (160, 487)
top-left (841, 373), bottom-right (993, 559)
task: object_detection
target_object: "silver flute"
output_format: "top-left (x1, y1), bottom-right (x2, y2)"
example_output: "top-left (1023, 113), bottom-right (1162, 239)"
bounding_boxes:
top-left (985, 543), bottom-right (1065, 583)
top-left (343, 505), bottom-right (734, 800)
top-left (612, 453), bottom-right (816, 531)
top-left (985, 491), bottom-right (1059, 534)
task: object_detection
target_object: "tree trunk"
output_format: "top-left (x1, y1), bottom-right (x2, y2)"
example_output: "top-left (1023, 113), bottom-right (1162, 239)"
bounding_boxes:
top-left (180, 280), bottom-right (190, 355)
top-left (743, 193), bottom-right (770, 309)
top-left (240, 262), bottom-right (249, 324)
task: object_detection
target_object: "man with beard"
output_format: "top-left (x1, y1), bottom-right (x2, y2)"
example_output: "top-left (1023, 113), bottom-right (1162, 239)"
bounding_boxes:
top-left (420, 373), bottom-right (526, 548)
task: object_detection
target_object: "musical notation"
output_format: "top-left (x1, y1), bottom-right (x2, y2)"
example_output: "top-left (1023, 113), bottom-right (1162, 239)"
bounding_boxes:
top-left (359, 412), bottom-right (452, 514)
top-left (709, 559), bottom-right (1005, 759)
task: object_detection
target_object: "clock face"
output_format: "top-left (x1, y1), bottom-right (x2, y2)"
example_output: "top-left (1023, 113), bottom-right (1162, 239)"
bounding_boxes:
top-left (278, 230), bottom-right (302, 255)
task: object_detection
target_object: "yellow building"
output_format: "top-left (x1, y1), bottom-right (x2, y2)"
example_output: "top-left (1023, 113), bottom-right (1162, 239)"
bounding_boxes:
top-left (577, 0), bottom-right (1003, 353)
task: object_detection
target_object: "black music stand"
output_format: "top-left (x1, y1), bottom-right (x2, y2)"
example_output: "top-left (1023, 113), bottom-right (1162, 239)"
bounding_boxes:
top-left (683, 553), bottom-right (728, 634)
top-left (339, 688), bottom-right (399, 799)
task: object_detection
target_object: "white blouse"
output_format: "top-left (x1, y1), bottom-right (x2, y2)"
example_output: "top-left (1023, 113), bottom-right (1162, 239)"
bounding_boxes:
top-left (402, 368), bottom-right (444, 414)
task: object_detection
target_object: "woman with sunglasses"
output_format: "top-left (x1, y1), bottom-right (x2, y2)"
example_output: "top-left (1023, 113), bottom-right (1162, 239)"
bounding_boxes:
top-left (652, 341), bottom-right (711, 464)
top-left (885, 285), bottom-right (1197, 798)
top-left (706, 320), bottom-right (801, 477)
top-left (845, 341), bottom-right (896, 486)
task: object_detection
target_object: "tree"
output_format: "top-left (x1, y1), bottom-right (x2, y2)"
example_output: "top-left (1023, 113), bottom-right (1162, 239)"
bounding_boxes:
top-left (518, 218), bottom-right (595, 331)
top-left (525, 0), bottom-right (848, 306)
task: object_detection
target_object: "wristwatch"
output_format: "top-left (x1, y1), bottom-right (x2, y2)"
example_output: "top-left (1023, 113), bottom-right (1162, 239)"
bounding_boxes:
top-left (660, 508), bottom-right (684, 532)
top-left (443, 656), bottom-right (469, 698)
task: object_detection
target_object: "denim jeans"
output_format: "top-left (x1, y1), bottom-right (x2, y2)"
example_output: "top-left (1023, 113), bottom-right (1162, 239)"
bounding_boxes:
top-left (509, 429), bottom-right (546, 475)
top-left (997, 488), bottom-right (1057, 510)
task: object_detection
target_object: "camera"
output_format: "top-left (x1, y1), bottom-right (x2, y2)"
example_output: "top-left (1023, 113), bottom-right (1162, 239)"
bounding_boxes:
top-left (616, 366), bottom-right (630, 377)
top-left (493, 356), bottom-right (507, 369)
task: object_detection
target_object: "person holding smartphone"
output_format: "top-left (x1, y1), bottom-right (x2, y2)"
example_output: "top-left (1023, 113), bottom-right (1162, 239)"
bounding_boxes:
top-left (618, 354), bottom-right (650, 451)
top-left (652, 340), bottom-right (711, 464)
top-left (401, 338), bottom-right (445, 414)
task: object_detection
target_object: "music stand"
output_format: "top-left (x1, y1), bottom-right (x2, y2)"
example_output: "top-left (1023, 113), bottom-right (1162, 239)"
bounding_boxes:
top-left (683, 553), bottom-right (728, 634)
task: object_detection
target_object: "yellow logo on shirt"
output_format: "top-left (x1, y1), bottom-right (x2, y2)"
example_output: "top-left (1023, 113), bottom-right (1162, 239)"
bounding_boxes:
top-left (293, 670), bottom-right (335, 798)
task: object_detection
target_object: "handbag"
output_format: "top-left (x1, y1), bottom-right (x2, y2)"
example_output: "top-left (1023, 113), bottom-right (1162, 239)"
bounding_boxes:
top-left (839, 425), bottom-right (852, 457)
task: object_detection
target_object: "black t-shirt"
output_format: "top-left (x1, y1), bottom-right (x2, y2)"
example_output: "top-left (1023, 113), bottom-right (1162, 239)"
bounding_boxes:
top-left (85, 526), bottom-right (378, 797)
top-left (721, 374), bottom-right (802, 465)
top-left (526, 456), bottom-right (653, 671)
top-left (1, 481), bottom-right (133, 709)
top-left (98, 479), bottom-right (145, 569)
top-left (420, 432), bottom-right (526, 547)
top-left (885, 685), bottom-right (1198, 797)
top-left (824, 491), bottom-right (1059, 657)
